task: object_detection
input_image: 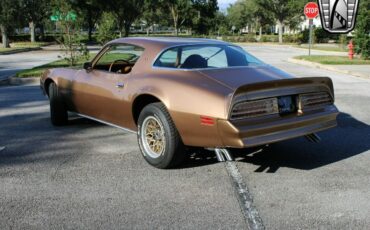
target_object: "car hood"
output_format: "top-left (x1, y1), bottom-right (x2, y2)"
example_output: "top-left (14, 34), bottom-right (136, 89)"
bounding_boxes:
top-left (197, 65), bottom-right (293, 90)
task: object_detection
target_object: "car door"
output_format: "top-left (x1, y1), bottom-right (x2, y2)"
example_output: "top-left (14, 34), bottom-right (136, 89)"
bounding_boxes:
top-left (71, 43), bottom-right (144, 127)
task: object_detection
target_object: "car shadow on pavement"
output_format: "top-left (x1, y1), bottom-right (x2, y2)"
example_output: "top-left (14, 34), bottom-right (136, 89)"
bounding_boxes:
top-left (235, 112), bottom-right (370, 173)
top-left (179, 148), bottom-right (220, 169)
top-left (167, 112), bottom-right (370, 171)
top-left (0, 85), bottom-right (47, 108)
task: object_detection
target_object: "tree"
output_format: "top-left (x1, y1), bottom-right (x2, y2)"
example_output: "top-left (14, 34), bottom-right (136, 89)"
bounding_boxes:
top-left (226, 0), bottom-right (249, 32)
top-left (104, 0), bottom-right (144, 37)
top-left (0, 0), bottom-right (20, 48)
top-left (69, 0), bottom-right (103, 42)
top-left (97, 12), bottom-right (117, 44)
top-left (20, 0), bottom-right (51, 43)
top-left (227, 0), bottom-right (273, 38)
top-left (214, 11), bottom-right (230, 35)
top-left (52, 0), bottom-right (89, 66)
top-left (141, 0), bottom-right (162, 35)
top-left (192, 0), bottom-right (219, 35)
top-left (159, 0), bottom-right (194, 36)
top-left (255, 0), bottom-right (305, 43)
top-left (253, 2), bottom-right (274, 39)
top-left (354, 0), bottom-right (370, 59)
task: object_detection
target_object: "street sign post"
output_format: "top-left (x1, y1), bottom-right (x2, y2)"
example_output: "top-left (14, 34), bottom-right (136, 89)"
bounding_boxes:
top-left (304, 2), bottom-right (319, 56)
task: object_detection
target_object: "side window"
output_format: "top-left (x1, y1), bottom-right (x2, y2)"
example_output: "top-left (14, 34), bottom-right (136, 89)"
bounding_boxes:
top-left (154, 48), bottom-right (178, 68)
top-left (207, 49), bottom-right (227, 68)
top-left (153, 45), bottom-right (261, 69)
top-left (180, 46), bottom-right (226, 69)
top-left (94, 44), bottom-right (144, 73)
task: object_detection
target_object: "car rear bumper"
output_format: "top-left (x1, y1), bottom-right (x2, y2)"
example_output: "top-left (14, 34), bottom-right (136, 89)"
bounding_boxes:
top-left (217, 105), bottom-right (339, 148)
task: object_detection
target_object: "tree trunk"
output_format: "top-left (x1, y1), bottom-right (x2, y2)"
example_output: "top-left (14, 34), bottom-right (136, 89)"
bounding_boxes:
top-left (174, 24), bottom-right (178, 36)
top-left (30, 21), bottom-right (36, 43)
top-left (170, 5), bottom-right (178, 36)
top-left (1, 25), bottom-right (10, 48)
top-left (123, 22), bottom-right (130, 37)
top-left (87, 9), bottom-right (93, 41)
top-left (258, 26), bottom-right (262, 41)
top-left (39, 24), bottom-right (45, 41)
top-left (146, 27), bottom-right (150, 36)
top-left (278, 20), bottom-right (283, 44)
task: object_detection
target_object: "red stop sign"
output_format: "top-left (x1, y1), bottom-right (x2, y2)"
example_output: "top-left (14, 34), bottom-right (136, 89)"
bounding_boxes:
top-left (304, 2), bottom-right (319, 19)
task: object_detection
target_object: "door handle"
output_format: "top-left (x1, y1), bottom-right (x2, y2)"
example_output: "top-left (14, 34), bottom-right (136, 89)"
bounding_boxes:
top-left (116, 82), bottom-right (124, 88)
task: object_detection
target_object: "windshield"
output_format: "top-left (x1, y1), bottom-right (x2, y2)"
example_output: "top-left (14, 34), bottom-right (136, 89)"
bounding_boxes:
top-left (153, 45), bottom-right (265, 69)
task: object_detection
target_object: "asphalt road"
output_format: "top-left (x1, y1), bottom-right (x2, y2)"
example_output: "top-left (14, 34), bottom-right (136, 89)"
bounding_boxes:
top-left (240, 45), bottom-right (370, 229)
top-left (0, 45), bottom-right (100, 81)
top-left (0, 45), bottom-right (369, 229)
top-left (0, 49), bottom-right (60, 81)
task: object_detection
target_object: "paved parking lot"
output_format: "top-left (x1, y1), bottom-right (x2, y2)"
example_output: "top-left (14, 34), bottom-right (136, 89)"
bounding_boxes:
top-left (0, 45), bottom-right (369, 229)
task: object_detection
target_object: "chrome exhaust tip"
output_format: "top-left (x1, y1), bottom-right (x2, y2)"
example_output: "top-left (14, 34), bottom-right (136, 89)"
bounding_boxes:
top-left (214, 148), bottom-right (234, 162)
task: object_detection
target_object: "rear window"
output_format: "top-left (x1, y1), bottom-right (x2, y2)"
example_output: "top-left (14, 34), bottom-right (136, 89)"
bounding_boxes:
top-left (153, 45), bottom-right (264, 69)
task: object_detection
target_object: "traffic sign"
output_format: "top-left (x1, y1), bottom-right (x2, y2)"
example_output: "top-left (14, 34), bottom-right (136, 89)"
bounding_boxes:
top-left (304, 2), bottom-right (319, 19)
top-left (50, 11), bottom-right (77, 22)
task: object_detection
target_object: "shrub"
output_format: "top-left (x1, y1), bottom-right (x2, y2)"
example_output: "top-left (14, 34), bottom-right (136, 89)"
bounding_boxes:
top-left (260, 35), bottom-right (278, 42)
top-left (354, 0), bottom-right (370, 60)
top-left (315, 28), bottom-right (339, 43)
top-left (54, 2), bottom-right (90, 66)
top-left (361, 39), bottom-right (370, 60)
top-left (299, 28), bottom-right (340, 44)
top-left (221, 35), bottom-right (257, 43)
top-left (97, 12), bottom-right (117, 45)
top-left (283, 34), bottom-right (300, 43)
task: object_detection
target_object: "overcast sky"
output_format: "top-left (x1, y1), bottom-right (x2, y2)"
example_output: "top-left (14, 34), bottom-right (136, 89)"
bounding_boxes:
top-left (218, 0), bottom-right (238, 10)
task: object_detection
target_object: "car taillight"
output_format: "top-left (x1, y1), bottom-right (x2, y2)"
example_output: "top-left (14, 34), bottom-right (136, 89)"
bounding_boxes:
top-left (299, 92), bottom-right (333, 109)
top-left (230, 98), bottom-right (279, 120)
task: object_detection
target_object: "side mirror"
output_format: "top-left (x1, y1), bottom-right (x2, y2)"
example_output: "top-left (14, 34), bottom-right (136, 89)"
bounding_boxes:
top-left (83, 62), bottom-right (92, 71)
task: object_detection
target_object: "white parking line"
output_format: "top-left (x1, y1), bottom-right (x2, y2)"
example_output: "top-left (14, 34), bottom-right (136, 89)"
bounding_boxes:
top-left (224, 161), bottom-right (264, 230)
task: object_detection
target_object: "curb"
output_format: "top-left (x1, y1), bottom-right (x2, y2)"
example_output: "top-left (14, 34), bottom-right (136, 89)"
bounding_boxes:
top-left (287, 58), bottom-right (370, 79)
top-left (0, 47), bottom-right (42, 55)
top-left (0, 76), bottom-right (39, 86)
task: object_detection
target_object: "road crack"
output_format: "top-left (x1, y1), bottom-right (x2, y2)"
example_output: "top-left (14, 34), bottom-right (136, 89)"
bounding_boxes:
top-left (224, 161), bottom-right (264, 230)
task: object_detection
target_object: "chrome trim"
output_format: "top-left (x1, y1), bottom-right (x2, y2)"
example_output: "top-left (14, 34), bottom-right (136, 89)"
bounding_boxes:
top-left (76, 113), bottom-right (137, 134)
top-left (152, 65), bottom-right (267, 72)
top-left (116, 82), bottom-right (124, 88)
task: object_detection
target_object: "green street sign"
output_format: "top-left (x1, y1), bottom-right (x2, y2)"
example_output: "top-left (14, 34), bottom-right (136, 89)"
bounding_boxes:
top-left (50, 15), bottom-right (59, 21)
top-left (50, 11), bottom-right (77, 22)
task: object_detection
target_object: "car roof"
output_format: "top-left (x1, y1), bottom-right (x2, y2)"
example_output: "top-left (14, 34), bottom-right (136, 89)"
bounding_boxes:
top-left (104, 37), bottom-right (233, 71)
top-left (108, 37), bottom-right (229, 50)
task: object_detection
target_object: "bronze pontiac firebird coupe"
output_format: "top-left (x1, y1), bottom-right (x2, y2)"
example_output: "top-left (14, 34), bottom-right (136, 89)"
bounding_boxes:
top-left (40, 37), bottom-right (339, 168)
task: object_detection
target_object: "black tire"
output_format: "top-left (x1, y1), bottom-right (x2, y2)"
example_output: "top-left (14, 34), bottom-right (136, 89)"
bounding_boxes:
top-left (48, 82), bottom-right (68, 126)
top-left (137, 102), bottom-right (186, 169)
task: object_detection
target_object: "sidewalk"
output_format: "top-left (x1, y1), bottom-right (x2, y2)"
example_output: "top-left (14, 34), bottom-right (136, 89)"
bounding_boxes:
top-left (288, 58), bottom-right (370, 79)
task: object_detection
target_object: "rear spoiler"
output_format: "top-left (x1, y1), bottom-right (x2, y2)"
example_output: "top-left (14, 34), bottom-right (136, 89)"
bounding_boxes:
top-left (232, 77), bottom-right (335, 102)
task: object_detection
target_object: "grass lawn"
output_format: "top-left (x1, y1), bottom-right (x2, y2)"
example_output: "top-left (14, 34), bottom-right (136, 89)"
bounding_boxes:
top-left (0, 47), bottom-right (24, 53)
top-left (0, 42), bottom-right (50, 54)
top-left (16, 59), bottom-right (86, 78)
top-left (294, 55), bottom-right (370, 65)
top-left (11, 42), bottom-right (50, 48)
